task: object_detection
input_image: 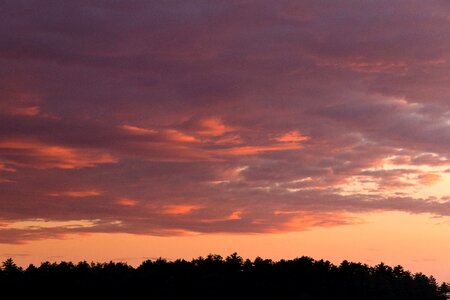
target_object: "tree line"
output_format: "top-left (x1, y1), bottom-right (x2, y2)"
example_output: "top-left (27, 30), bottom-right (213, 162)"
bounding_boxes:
top-left (1, 253), bottom-right (448, 299)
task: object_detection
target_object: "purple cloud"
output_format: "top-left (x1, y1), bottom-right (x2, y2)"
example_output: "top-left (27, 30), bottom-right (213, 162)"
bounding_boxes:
top-left (1, 0), bottom-right (450, 243)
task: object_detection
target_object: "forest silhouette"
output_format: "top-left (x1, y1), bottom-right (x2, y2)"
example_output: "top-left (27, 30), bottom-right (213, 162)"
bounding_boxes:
top-left (1, 253), bottom-right (449, 299)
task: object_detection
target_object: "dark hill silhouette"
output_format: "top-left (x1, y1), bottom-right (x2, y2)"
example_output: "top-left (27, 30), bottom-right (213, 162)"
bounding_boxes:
top-left (1, 253), bottom-right (449, 299)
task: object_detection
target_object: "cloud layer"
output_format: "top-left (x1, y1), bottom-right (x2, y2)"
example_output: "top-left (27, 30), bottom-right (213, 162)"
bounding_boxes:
top-left (1, 0), bottom-right (450, 243)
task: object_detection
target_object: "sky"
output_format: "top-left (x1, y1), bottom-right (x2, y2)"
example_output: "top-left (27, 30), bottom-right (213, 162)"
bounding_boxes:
top-left (1, 0), bottom-right (450, 281)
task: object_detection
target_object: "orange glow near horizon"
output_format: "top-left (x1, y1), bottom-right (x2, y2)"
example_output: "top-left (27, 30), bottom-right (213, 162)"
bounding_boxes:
top-left (2, 212), bottom-right (450, 282)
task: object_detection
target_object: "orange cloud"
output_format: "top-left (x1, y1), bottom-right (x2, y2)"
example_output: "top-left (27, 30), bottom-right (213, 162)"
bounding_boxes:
top-left (348, 61), bottom-right (408, 73)
top-left (162, 204), bottom-right (201, 215)
top-left (3, 219), bottom-right (100, 230)
top-left (226, 210), bottom-right (242, 220)
top-left (387, 155), bottom-right (411, 165)
top-left (275, 131), bottom-right (310, 143)
top-left (0, 139), bottom-right (117, 169)
top-left (165, 129), bottom-right (199, 142)
top-left (0, 163), bottom-right (16, 172)
top-left (117, 198), bottom-right (139, 207)
top-left (202, 210), bottom-right (243, 223)
top-left (120, 124), bottom-right (157, 135)
top-left (275, 211), bottom-right (359, 232)
top-left (48, 190), bottom-right (102, 197)
top-left (8, 105), bottom-right (40, 116)
top-left (211, 166), bottom-right (248, 184)
top-left (417, 173), bottom-right (441, 186)
top-left (214, 134), bottom-right (243, 145)
top-left (221, 143), bottom-right (303, 156)
top-left (197, 117), bottom-right (231, 136)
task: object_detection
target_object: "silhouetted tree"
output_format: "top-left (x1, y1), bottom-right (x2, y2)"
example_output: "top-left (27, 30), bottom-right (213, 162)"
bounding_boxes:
top-left (1, 258), bottom-right (21, 275)
top-left (0, 254), bottom-right (448, 299)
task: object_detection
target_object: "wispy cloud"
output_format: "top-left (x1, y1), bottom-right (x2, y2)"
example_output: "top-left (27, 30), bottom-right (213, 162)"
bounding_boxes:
top-left (116, 198), bottom-right (139, 207)
top-left (0, 139), bottom-right (117, 169)
top-left (48, 190), bottom-right (102, 197)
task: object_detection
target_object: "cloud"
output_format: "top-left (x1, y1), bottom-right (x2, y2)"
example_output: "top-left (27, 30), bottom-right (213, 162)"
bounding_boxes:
top-left (0, 138), bottom-right (118, 169)
top-left (417, 173), bottom-right (441, 186)
top-left (0, 163), bottom-right (16, 172)
top-left (0, 178), bottom-right (15, 183)
top-left (195, 117), bottom-right (235, 137)
top-left (48, 190), bottom-right (102, 197)
top-left (275, 131), bottom-right (310, 143)
top-left (1, 0), bottom-right (450, 243)
top-left (164, 129), bottom-right (199, 143)
top-left (5, 105), bottom-right (40, 117)
top-left (161, 204), bottom-right (202, 215)
top-left (117, 198), bottom-right (139, 207)
top-left (120, 125), bottom-right (157, 135)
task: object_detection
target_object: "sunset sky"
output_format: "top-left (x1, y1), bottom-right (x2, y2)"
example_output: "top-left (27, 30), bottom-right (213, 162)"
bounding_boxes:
top-left (1, 0), bottom-right (450, 281)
